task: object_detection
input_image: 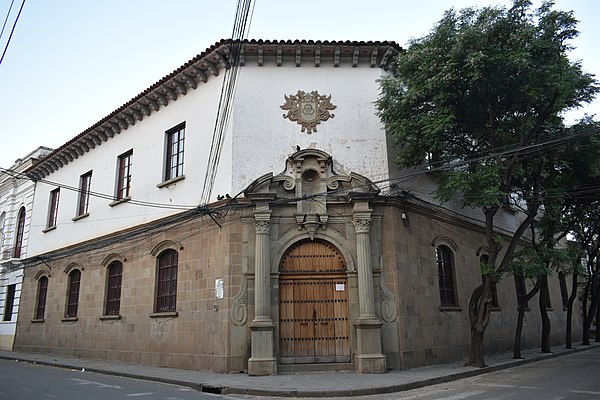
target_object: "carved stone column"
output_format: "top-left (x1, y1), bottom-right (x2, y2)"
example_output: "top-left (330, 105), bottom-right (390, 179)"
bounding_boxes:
top-left (248, 211), bottom-right (277, 376)
top-left (352, 201), bottom-right (386, 373)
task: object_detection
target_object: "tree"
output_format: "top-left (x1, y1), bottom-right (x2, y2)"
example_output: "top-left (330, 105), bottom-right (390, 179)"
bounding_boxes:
top-left (570, 203), bottom-right (600, 345)
top-left (510, 120), bottom-right (600, 356)
top-left (377, 0), bottom-right (598, 367)
top-left (550, 122), bottom-right (600, 347)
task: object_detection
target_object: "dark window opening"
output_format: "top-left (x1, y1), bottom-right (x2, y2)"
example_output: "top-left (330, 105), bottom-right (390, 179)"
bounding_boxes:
top-left (36, 276), bottom-right (48, 320)
top-left (3, 284), bottom-right (16, 321)
top-left (164, 123), bottom-right (185, 181)
top-left (116, 150), bottom-right (133, 200)
top-left (156, 249), bottom-right (178, 312)
top-left (77, 171), bottom-right (92, 216)
top-left (437, 245), bottom-right (456, 307)
top-left (66, 269), bottom-right (81, 318)
top-left (105, 261), bottom-right (123, 316)
top-left (13, 207), bottom-right (25, 258)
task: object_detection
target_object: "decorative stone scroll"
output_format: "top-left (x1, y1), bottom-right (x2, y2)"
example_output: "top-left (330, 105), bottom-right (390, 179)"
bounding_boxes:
top-left (379, 284), bottom-right (397, 323)
top-left (231, 276), bottom-right (248, 326)
top-left (280, 90), bottom-right (336, 134)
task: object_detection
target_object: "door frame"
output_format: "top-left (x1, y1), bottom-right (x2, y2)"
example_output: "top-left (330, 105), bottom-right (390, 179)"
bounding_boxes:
top-left (277, 238), bottom-right (351, 365)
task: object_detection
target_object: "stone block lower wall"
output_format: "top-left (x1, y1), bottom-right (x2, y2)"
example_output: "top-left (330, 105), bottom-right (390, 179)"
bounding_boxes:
top-left (14, 215), bottom-right (247, 373)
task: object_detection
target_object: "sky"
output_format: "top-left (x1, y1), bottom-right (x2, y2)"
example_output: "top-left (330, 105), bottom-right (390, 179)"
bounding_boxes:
top-left (0, 0), bottom-right (598, 168)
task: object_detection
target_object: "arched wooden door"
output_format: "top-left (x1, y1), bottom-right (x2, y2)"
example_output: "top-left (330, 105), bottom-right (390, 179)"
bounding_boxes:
top-left (279, 239), bottom-right (350, 364)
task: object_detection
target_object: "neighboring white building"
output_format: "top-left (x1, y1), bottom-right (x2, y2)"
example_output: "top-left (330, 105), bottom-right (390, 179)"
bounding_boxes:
top-left (0, 147), bottom-right (52, 350)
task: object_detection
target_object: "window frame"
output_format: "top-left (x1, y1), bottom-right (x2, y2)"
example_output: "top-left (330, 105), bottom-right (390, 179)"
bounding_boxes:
top-left (116, 150), bottom-right (133, 201)
top-left (104, 261), bottom-right (123, 316)
top-left (46, 188), bottom-right (60, 229)
top-left (164, 122), bottom-right (185, 182)
top-left (65, 269), bottom-right (81, 318)
top-left (2, 284), bottom-right (16, 321)
top-left (35, 276), bottom-right (49, 321)
top-left (77, 171), bottom-right (92, 217)
top-left (155, 249), bottom-right (178, 313)
top-left (13, 207), bottom-right (25, 258)
top-left (436, 245), bottom-right (458, 308)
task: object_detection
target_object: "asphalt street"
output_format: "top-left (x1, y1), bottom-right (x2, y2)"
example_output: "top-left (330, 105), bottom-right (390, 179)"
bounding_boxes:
top-left (0, 359), bottom-right (234, 400)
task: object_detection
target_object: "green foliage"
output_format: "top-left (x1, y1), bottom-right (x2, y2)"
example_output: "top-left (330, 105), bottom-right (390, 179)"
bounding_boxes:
top-left (509, 244), bottom-right (571, 279)
top-left (377, 0), bottom-right (599, 209)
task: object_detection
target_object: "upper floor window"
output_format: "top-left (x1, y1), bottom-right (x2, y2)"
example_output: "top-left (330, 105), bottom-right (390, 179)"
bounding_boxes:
top-left (156, 249), bottom-right (178, 313)
top-left (2, 284), bottom-right (16, 321)
top-left (164, 123), bottom-right (185, 182)
top-left (47, 188), bottom-right (60, 229)
top-left (66, 269), bottom-right (81, 318)
top-left (436, 245), bottom-right (457, 307)
top-left (13, 207), bottom-right (25, 258)
top-left (77, 171), bottom-right (92, 216)
top-left (35, 276), bottom-right (49, 320)
top-left (116, 150), bottom-right (133, 200)
top-left (105, 261), bottom-right (123, 316)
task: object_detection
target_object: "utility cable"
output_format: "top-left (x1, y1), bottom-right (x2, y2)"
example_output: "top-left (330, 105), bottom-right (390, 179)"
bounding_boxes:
top-left (0, 0), bottom-right (25, 66)
top-left (0, 0), bottom-right (15, 43)
top-left (200, 0), bottom-right (254, 205)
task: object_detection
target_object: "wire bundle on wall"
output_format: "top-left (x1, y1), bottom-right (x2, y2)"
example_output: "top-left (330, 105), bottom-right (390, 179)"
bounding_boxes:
top-left (200, 0), bottom-right (255, 205)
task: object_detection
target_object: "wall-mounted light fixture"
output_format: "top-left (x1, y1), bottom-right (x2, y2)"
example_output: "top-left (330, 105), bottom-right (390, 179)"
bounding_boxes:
top-left (401, 210), bottom-right (410, 227)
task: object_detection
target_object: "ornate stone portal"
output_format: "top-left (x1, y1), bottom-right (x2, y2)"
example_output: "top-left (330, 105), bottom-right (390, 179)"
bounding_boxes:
top-left (243, 149), bottom-right (386, 374)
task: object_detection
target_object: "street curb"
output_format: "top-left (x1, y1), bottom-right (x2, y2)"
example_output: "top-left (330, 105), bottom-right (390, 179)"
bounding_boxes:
top-left (1, 344), bottom-right (598, 397)
top-left (219, 344), bottom-right (598, 398)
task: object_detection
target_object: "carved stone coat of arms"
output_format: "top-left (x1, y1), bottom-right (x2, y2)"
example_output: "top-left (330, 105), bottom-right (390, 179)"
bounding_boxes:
top-left (280, 90), bottom-right (336, 134)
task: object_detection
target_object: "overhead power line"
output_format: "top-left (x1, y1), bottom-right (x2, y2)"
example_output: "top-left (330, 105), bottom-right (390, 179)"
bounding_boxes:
top-left (2, 125), bottom-right (599, 213)
top-left (0, 0), bottom-right (15, 43)
top-left (0, 0), bottom-right (25, 66)
top-left (200, 0), bottom-right (255, 205)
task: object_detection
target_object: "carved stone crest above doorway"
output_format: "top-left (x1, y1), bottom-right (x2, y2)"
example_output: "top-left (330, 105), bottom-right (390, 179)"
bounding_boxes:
top-left (280, 90), bottom-right (336, 134)
top-left (243, 148), bottom-right (379, 240)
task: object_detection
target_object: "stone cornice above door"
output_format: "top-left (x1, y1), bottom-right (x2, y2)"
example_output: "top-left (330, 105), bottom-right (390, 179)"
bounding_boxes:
top-left (243, 148), bottom-right (379, 239)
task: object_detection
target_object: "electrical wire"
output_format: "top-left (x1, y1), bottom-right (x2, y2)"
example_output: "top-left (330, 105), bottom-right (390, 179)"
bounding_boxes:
top-left (2, 124), bottom-right (599, 216)
top-left (0, 0), bottom-right (24, 66)
top-left (0, 0), bottom-right (15, 43)
top-left (0, 167), bottom-right (197, 210)
top-left (200, 0), bottom-right (254, 205)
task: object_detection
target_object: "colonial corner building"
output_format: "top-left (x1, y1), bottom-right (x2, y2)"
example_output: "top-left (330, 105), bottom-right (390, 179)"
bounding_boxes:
top-left (6, 39), bottom-right (580, 375)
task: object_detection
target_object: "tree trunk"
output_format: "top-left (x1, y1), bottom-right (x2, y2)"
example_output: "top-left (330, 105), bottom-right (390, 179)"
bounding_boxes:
top-left (539, 275), bottom-right (551, 353)
top-left (513, 302), bottom-right (526, 359)
top-left (582, 293), bottom-right (598, 345)
top-left (565, 272), bottom-right (578, 349)
top-left (466, 282), bottom-right (492, 367)
top-left (582, 269), bottom-right (599, 345)
top-left (582, 280), bottom-right (591, 345)
top-left (595, 306), bottom-right (600, 342)
top-left (513, 280), bottom-right (540, 359)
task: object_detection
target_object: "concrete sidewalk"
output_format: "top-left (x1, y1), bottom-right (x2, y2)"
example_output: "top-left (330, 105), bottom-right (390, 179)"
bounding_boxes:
top-left (1, 344), bottom-right (598, 397)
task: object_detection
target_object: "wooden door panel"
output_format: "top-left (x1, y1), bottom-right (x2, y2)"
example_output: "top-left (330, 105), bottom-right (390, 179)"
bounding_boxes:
top-left (279, 239), bottom-right (350, 364)
top-left (279, 276), bottom-right (350, 364)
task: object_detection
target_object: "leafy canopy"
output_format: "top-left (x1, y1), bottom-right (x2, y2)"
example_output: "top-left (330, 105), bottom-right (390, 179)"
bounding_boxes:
top-left (377, 0), bottom-right (598, 208)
